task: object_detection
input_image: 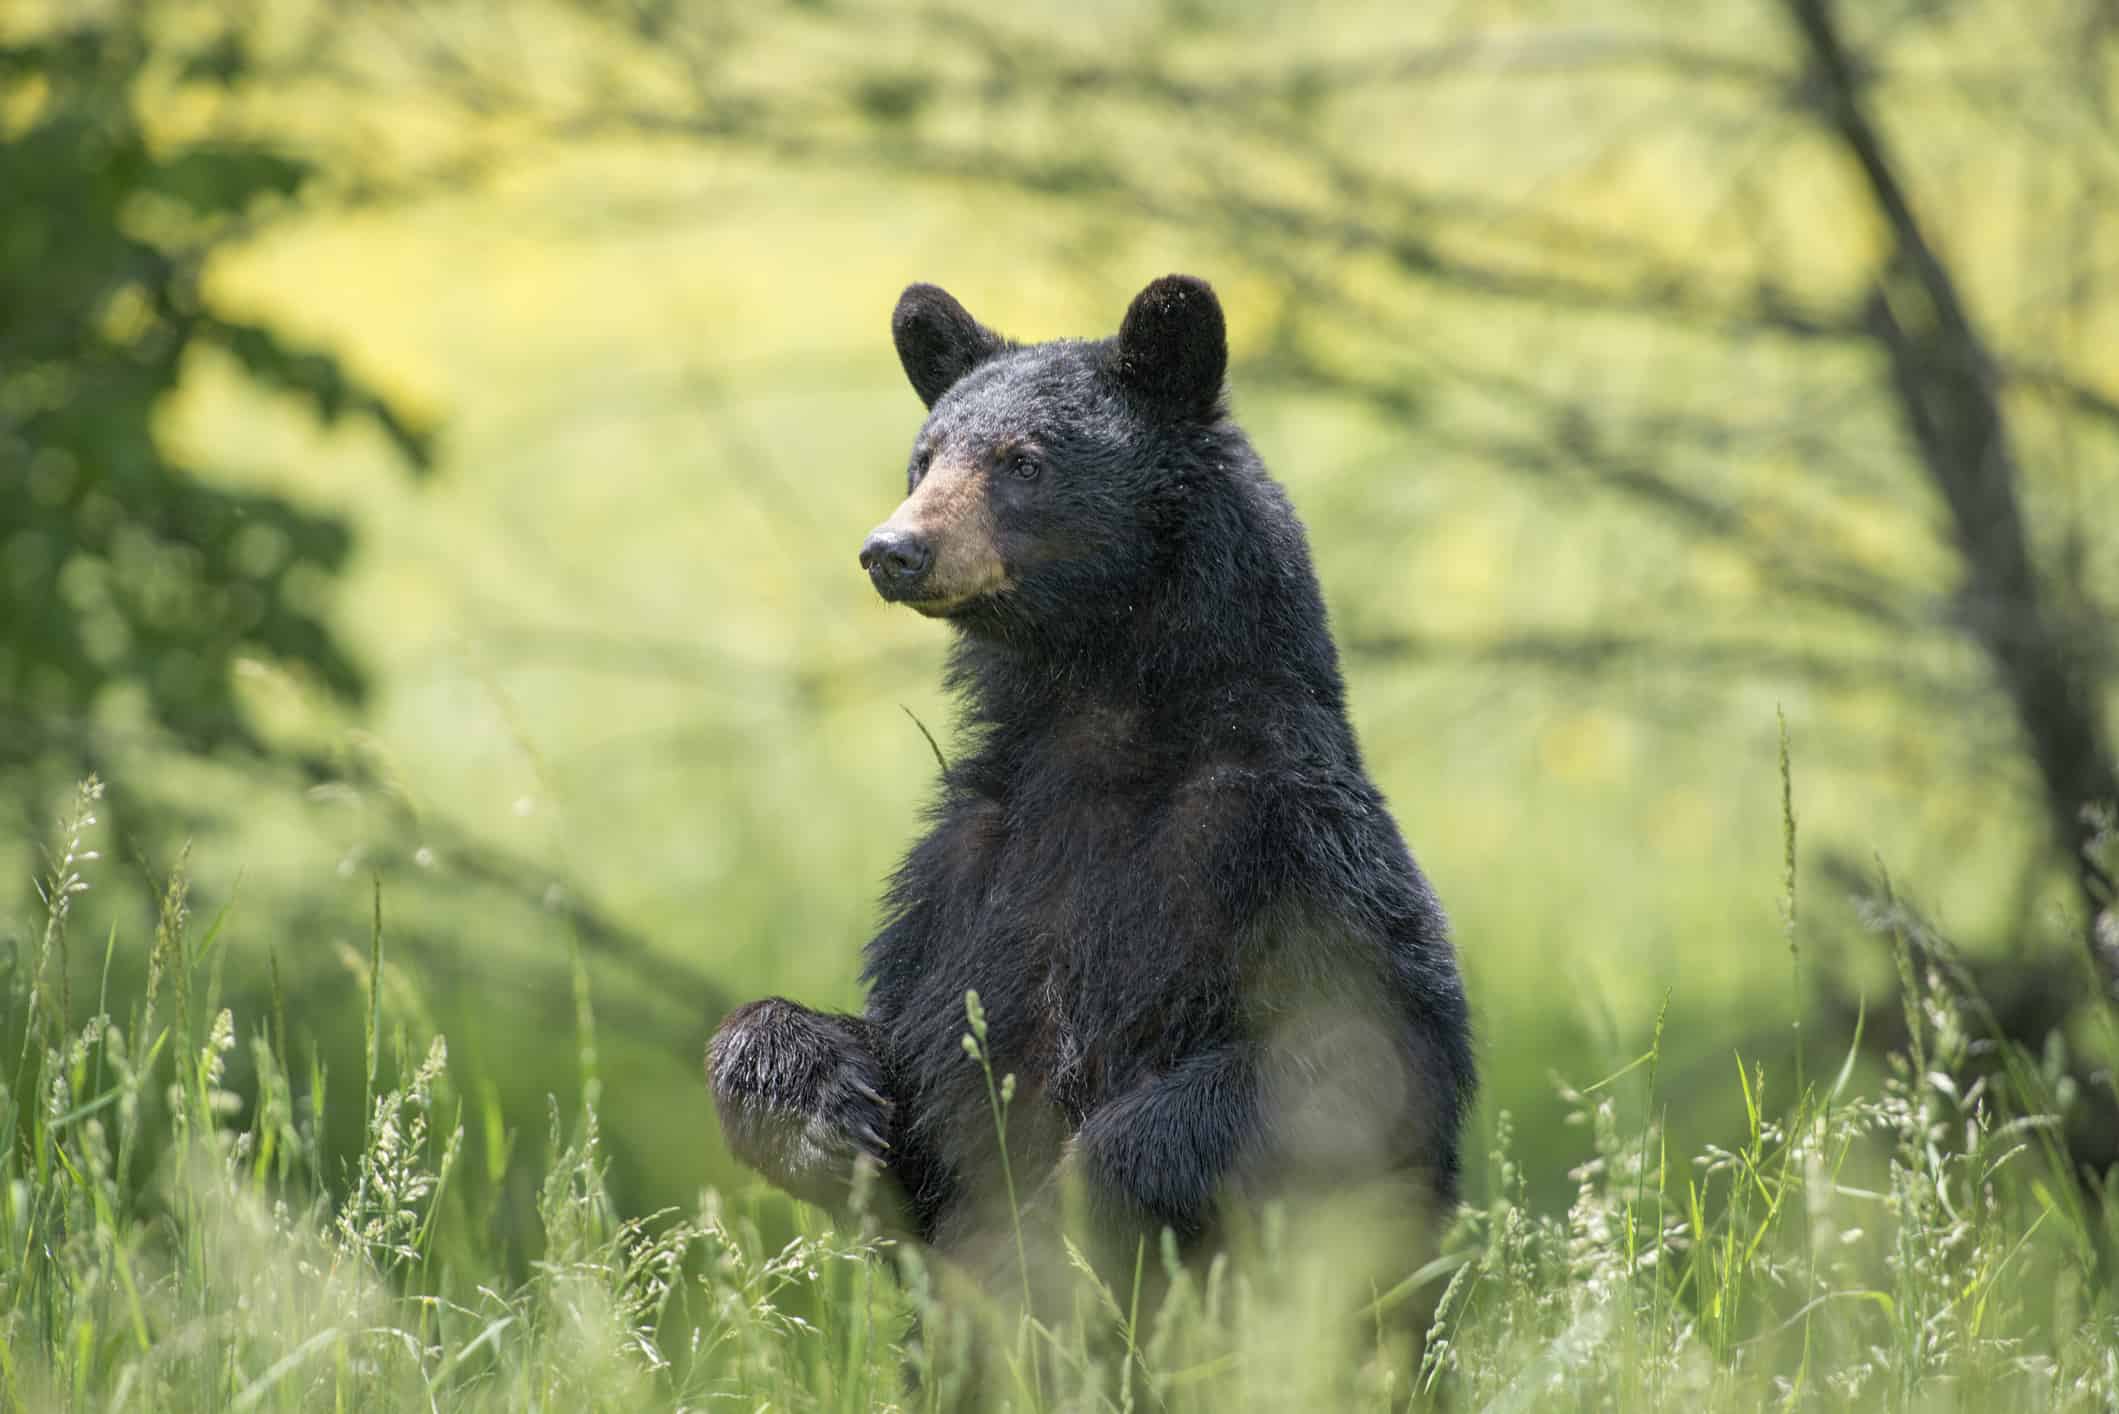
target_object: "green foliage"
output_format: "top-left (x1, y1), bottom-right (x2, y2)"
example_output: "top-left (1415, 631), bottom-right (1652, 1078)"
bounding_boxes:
top-left (0, 781), bottom-right (2112, 1411)
top-left (0, 12), bottom-right (431, 803)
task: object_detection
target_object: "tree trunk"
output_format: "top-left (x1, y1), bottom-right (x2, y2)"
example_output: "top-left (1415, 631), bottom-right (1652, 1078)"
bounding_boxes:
top-left (1785, 0), bottom-right (2119, 990)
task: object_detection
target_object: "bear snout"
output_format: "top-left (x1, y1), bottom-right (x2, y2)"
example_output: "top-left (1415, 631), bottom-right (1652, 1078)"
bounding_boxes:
top-left (860, 526), bottom-right (934, 599)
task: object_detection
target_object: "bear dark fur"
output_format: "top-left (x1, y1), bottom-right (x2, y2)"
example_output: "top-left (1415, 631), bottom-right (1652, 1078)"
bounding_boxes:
top-left (708, 275), bottom-right (1473, 1287)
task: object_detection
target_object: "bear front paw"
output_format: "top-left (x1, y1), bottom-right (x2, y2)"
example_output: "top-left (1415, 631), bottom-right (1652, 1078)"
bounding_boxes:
top-left (707, 999), bottom-right (894, 1205)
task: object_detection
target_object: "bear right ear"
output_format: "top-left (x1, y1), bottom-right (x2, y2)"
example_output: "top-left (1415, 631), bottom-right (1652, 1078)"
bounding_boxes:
top-left (892, 284), bottom-right (1007, 409)
top-left (1110, 275), bottom-right (1226, 418)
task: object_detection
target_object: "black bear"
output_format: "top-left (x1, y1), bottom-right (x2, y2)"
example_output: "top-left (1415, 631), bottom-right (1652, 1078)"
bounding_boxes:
top-left (708, 275), bottom-right (1473, 1293)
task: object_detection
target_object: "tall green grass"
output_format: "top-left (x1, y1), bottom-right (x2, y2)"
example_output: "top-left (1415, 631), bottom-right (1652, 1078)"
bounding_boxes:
top-left (2, 776), bottom-right (2113, 1411)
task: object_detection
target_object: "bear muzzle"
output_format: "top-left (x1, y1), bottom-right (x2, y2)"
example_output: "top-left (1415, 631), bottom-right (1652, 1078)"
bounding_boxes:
top-left (861, 460), bottom-right (1012, 614)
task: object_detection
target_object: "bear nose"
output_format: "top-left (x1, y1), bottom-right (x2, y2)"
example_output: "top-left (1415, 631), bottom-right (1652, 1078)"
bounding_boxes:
top-left (860, 529), bottom-right (932, 587)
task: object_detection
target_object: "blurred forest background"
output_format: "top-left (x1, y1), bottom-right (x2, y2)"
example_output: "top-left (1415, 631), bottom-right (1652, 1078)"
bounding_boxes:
top-left (5, 0), bottom-right (2117, 1262)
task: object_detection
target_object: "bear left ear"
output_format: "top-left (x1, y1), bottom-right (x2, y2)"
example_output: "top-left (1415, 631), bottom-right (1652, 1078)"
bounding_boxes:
top-left (1110, 275), bottom-right (1226, 418)
top-left (893, 283), bottom-right (1009, 409)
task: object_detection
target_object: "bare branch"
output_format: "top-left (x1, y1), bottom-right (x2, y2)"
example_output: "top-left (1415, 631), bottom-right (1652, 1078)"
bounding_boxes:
top-left (1786, 0), bottom-right (2119, 987)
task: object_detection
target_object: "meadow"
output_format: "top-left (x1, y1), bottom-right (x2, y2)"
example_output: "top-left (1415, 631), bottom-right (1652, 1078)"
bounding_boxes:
top-left (5, 767), bottom-right (2115, 1409)
top-left (4, 0), bottom-right (2117, 1407)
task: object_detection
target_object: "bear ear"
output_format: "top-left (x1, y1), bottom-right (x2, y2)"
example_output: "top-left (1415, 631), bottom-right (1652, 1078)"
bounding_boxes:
top-left (893, 283), bottom-right (1008, 409)
top-left (1110, 274), bottom-right (1226, 418)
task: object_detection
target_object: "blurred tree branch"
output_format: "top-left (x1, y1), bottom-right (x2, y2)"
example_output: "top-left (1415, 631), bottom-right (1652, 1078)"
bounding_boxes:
top-left (356, 1), bottom-right (2118, 1045)
top-left (1784, 0), bottom-right (2119, 986)
top-left (362, 0), bottom-right (2119, 908)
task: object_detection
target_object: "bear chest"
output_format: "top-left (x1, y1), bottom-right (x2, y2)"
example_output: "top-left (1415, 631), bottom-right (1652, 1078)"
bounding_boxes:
top-left (897, 766), bottom-right (1252, 1119)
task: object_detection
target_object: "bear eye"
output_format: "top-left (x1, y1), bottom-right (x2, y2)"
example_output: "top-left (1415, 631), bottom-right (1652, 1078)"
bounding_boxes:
top-left (1004, 450), bottom-right (1040, 482)
top-left (909, 450), bottom-right (932, 488)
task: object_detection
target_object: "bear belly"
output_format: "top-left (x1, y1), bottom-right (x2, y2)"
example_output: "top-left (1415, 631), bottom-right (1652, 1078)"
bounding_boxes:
top-left (903, 774), bottom-right (1243, 1136)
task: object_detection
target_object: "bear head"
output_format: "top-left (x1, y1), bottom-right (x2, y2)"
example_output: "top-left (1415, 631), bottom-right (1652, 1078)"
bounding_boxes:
top-left (862, 275), bottom-right (1229, 637)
